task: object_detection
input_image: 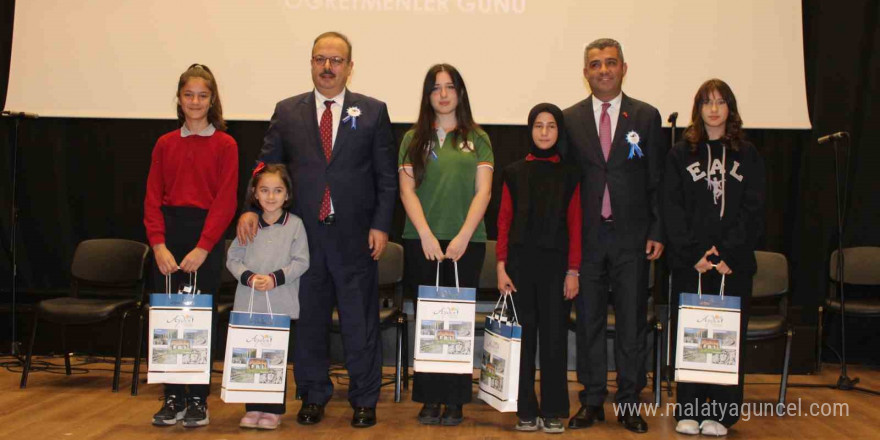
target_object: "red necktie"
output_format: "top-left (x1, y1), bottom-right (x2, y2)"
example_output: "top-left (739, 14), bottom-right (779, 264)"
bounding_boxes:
top-left (600, 102), bottom-right (613, 218)
top-left (319, 100), bottom-right (333, 220)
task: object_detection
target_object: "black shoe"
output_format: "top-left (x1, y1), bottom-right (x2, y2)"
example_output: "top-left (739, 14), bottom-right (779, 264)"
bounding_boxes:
top-left (418, 403), bottom-right (442, 425)
top-left (297, 403), bottom-right (325, 425)
top-left (568, 405), bottom-right (605, 429)
top-left (618, 414), bottom-right (648, 434)
top-left (351, 407), bottom-right (376, 428)
top-left (182, 396), bottom-right (209, 428)
top-left (440, 404), bottom-right (463, 426)
top-left (152, 395), bottom-right (185, 426)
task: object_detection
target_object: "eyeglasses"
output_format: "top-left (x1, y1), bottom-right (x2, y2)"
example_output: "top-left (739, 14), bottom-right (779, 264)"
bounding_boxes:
top-left (311, 55), bottom-right (347, 67)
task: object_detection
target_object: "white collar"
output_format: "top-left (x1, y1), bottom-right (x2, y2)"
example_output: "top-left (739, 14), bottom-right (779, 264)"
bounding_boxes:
top-left (180, 123), bottom-right (216, 137)
top-left (592, 92), bottom-right (623, 112)
top-left (314, 88), bottom-right (346, 108)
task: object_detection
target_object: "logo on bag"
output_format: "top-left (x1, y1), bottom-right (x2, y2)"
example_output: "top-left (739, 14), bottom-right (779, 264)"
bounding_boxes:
top-left (697, 314), bottom-right (724, 326)
top-left (246, 334), bottom-right (273, 346)
top-left (485, 339), bottom-right (500, 351)
top-left (166, 315), bottom-right (194, 326)
top-left (433, 306), bottom-right (459, 316)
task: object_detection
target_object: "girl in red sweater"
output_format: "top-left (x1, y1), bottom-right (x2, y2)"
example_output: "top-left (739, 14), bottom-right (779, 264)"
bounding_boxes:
top-left (143, 64), bottom-right (238, 428)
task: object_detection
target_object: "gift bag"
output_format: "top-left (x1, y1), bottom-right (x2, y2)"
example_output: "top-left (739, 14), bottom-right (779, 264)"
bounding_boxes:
top-left (221, 287), bottom-right (291, 404)
top-left (675, 273), bottom-right (741, 385)
top-left (478, 294), bottom-right (522, 412)
top-left (413, 262), bottom-right (476, 374)
top-left (148, 273), bottom-right (213, 384)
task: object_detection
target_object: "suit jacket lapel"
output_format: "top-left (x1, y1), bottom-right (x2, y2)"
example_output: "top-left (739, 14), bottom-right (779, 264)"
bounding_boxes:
top-left (608, 94), bottom-right (633, 164)
top-left (301, 92), bottom-right (324, 159)
top-left (330, 91), bottom-right (356, 164)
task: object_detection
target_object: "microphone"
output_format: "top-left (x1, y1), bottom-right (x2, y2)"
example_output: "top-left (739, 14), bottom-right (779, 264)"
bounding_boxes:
top-left (818, 131), bottom-right (848, 144)
top-left (1, 110), bottom-right (39, 119)
top-left (667, 112), bottom-right (679, 124)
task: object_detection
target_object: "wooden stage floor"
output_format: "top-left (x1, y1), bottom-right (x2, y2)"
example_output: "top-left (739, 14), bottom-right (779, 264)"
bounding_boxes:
top-left (1, 358), bottom-right (877, 439)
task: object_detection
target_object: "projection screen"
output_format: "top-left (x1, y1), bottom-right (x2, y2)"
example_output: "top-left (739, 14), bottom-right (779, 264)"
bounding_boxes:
top-left (6, 0), bottom-right (810, 128)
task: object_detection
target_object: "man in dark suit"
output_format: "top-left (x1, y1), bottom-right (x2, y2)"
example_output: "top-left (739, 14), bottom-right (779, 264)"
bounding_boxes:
top-left (236, 32), bottom-right (397, 428)
top-left (562, 38), bottom-right (665, 434)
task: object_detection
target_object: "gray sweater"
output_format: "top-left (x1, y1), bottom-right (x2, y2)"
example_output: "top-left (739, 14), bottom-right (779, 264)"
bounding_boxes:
top-left (226, 211), bottom-right (309, 319)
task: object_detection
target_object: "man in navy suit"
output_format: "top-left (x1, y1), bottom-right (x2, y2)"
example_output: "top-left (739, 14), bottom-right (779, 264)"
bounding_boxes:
top-left (562, 38), bottom-right (665, 434)
top-left (237, 31), bottom-right (397, 428)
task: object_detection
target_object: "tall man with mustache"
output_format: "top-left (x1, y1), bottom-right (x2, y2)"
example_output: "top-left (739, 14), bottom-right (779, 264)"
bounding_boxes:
top-left (562, 38), bottom-right (665, 434)
top-left (236, 31), bottom-right (397, 428)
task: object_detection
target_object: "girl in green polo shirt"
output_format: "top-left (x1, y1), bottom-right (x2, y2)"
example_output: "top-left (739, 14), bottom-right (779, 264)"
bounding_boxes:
top-left (399, 63), bottom-right (494, 426)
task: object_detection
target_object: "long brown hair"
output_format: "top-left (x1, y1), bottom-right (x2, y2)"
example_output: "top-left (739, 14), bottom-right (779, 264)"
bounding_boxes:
top-left (683, 78), bottom-right (743, 152)
top-left (176, 63), bottom-right (226, 131)
top-left (402, 64), bottom-right (478, 187)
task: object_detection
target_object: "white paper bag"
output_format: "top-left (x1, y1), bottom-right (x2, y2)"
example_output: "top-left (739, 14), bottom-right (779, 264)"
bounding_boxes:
top-left (147, 275), bottom-right (213, 384)
top-left (413, 262), bottom-right (476, 374)
top-left (478, 294), bottom-right (522, 412)
top-left (220, 288), bottom-right (290, 404)
top-left (675, 273), bottom-right (742, 385)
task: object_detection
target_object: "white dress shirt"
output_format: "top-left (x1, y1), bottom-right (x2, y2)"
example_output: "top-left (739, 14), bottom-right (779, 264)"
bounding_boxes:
top-left (592, 92), bottom-right (623, 141)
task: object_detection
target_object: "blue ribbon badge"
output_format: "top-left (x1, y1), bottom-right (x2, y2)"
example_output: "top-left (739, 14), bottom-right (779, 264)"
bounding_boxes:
top-left (626, 130), bottom-right (644, 159)
top-left (342, 106), bottom-right (361, 130)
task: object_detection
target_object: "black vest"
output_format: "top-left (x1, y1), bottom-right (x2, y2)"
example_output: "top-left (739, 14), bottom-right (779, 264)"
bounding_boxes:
top-left (502, 158), bottom-right (580, 253)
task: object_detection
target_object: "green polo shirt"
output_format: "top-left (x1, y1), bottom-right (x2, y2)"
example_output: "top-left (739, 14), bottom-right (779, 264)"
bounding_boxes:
top-left (398, 128), bottom-right (494, 242)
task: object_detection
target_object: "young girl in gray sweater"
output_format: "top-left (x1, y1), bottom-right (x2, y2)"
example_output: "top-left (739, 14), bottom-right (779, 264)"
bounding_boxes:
top-left (227, 163), bottom-right (310, 429)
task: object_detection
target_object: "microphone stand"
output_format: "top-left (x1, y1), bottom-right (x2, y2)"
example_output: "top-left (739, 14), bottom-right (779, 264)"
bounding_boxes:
top-left (664, 112), bottom-right (677, 396)
top-left (792, 133), bottom-right (878, 396)
top-left (2, 112), bottom-right (26, 361)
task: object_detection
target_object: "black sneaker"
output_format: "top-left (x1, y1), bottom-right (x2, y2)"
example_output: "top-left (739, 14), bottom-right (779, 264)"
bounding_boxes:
top-left (542, 417), bottom-right (565, 434)
top-left (182, 396), bottom-right (210, 428)
top-left (152, 395), bottom-right (185, 426)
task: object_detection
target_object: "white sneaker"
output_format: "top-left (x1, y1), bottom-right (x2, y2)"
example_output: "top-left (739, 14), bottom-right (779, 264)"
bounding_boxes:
top-left (675, 419), bottom-right (700, 435)
top-left (700, 420), bottom-right (728, 437)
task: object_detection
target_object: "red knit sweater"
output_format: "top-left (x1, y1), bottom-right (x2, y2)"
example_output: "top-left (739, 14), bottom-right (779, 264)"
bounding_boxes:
top-left (143, 128), bottom-right (238, 252)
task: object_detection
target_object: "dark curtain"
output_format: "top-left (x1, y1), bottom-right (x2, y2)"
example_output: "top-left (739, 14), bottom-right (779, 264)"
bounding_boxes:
top-left (1, 1), bottom-right (878, 366)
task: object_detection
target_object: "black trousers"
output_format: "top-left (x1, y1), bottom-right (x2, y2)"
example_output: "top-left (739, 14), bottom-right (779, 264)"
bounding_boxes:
top-left (574, 221), bottom-right (649, 406)
top-left (246, 321), bottom-right (296, 415)
top-left (404, 239), bottom-right (485, 405)
top-left (294, 223), bottom-right (382, 408)
top-left (152, 206), bottom-right (224, 400)
top-left (508, 246), bottom-right (572, 419)
top-left (671, 269), bottom-right (752, 428)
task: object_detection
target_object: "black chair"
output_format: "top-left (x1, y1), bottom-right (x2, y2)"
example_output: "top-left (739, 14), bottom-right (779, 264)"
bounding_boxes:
top-left (20, 239), bottom-right (150, 392)
top-left (568, 260), bottom-right (664, 406)
top-left (331, 241), bottom-right (407, 402)
top-left (817, 246), bottom-right (880, 370)
top-left (747, 251), bottom-right (793, 410)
